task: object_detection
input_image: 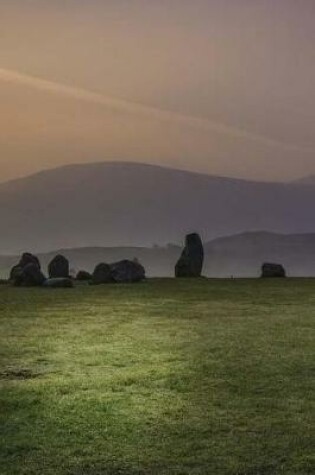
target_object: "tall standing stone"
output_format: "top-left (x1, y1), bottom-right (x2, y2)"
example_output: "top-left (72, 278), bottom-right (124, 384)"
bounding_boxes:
top-left (48, 255), bottom-right (70, 279)
top-left (175, 233), bottom-right (204, 278)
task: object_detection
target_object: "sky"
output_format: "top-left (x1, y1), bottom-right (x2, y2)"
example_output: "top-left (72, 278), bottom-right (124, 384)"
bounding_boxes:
top-left (0, 0), bottom-right (314, 182)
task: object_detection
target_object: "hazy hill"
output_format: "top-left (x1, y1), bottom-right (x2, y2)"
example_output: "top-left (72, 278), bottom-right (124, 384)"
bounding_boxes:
top-left (292, 175), bottom-right (315, 185)
top-left (204, 231), bottom-right (315, 277)
top-left (0, 162), bottom-right (315, 253)
top-left (1, 232), bottom-right (315, 278)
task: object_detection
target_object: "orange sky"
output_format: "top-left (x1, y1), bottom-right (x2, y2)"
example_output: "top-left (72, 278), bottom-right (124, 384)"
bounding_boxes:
top-left (0, 0), bottom-right (314, 182)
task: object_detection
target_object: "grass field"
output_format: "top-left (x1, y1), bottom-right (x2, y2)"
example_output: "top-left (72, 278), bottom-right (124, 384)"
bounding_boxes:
top-left (0, 279), bottom-right (314, 475)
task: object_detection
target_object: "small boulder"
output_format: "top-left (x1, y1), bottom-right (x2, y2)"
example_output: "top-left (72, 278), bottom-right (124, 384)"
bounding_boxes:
top-left (19, 252), bottom-right (41, 269)
top-left (76, 270), bottom-right (92, 281)
top-left (48, 255), bottom-right (69, 279)
top-left (91, 263), bottom-right (112, 285)
top-left (43, 278), bottom-right (74, 288)
top-left (110, 259), bottom-right (145, 283)
top-left (261, 263), bottom-right (286, 278)
top-left (175, 233), bottom-right (204, 278)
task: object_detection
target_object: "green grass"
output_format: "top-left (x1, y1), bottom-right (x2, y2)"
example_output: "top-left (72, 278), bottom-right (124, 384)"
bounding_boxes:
top-left (0, 278), bottom-right (314, 475)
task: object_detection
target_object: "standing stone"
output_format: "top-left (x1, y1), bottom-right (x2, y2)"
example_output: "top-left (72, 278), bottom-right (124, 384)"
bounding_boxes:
top-left (10, 265), bottom-right (24, 285)
top-left (110, 259), bottom-right (145, 283)
top-left (48, 255), bottom-right (69, 279)
top-left (261, 263), bottom-right (286, 278)
top-left (14, 263), bottom-right (46, 287)
top-left (10, 252), bottom-right (45, 286)
top-left (10, 264), bottom-right (24, 282)
top-left (175, 233), bottom-right (204, 278)
top-left (91, 263), bottom-right (112, 285)
top-left (19, 252), bottom-right (41, 269)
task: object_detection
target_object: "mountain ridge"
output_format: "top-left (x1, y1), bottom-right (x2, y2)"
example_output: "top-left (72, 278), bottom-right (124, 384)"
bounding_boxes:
top-left (0, 161), bottom-right (315, 253)
top-left (0, 160), bottom-right (283, 189)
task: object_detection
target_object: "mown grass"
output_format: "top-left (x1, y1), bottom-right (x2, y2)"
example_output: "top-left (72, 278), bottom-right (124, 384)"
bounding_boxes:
top-left (0, 278), bottom-right (314, 475)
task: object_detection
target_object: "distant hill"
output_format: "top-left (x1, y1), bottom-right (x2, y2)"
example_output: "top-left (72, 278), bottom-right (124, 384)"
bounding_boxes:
top-left (204, 231), bottom-right (315, 277)
top-left (1, 232), bottom-right (315, 278)
top-left (292, 175), bottom-right (315, 185)
top-left (0, 162), bottom-right (315, 254)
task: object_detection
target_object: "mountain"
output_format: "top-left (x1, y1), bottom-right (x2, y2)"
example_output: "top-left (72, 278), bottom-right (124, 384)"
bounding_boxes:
top-left (0, 161), bottom-right (315, 254)
top-left (1, 232), bottom-right (315, 278)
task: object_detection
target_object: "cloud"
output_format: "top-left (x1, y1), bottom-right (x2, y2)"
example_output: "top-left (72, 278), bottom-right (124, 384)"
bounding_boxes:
top-left (0, 67), bottom-right (314, 154)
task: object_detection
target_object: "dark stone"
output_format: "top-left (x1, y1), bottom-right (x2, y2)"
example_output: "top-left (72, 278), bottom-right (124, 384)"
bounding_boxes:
top-left (175, 233), bottom-right (204, 278)
top-left (14, 263), bottom-right (46, 287)
top-left (43, 278), bottom-right (74, 288)
top-left (10, 264), bottom-right (24, 282)
top-left (48, 255), bottom-right (69, 278)
top-left (19, 252), bottom-right (41, 269)
top-left (261, 263), bottom-right (286, 278)
top-left (110, 259), bottom-right (145, 283)
top-left (91, 263), bottom-right (112, 285)
top-left (10, 252), bottom-right (45, 286)
top-left (76, 270), bottom-right (92, 281)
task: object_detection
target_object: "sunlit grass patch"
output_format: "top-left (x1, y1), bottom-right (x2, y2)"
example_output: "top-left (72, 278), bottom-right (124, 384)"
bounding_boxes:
top-left (0, 279), bottom-right (314, 474)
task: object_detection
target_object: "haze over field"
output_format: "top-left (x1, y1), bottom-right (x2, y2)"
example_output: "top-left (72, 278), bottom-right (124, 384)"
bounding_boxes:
top-left (0, 0), bottom-right (315, 182)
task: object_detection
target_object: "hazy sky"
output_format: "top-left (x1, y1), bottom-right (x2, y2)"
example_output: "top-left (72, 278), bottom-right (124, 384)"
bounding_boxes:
top-left (0, 0), bottom-right (314, 182)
